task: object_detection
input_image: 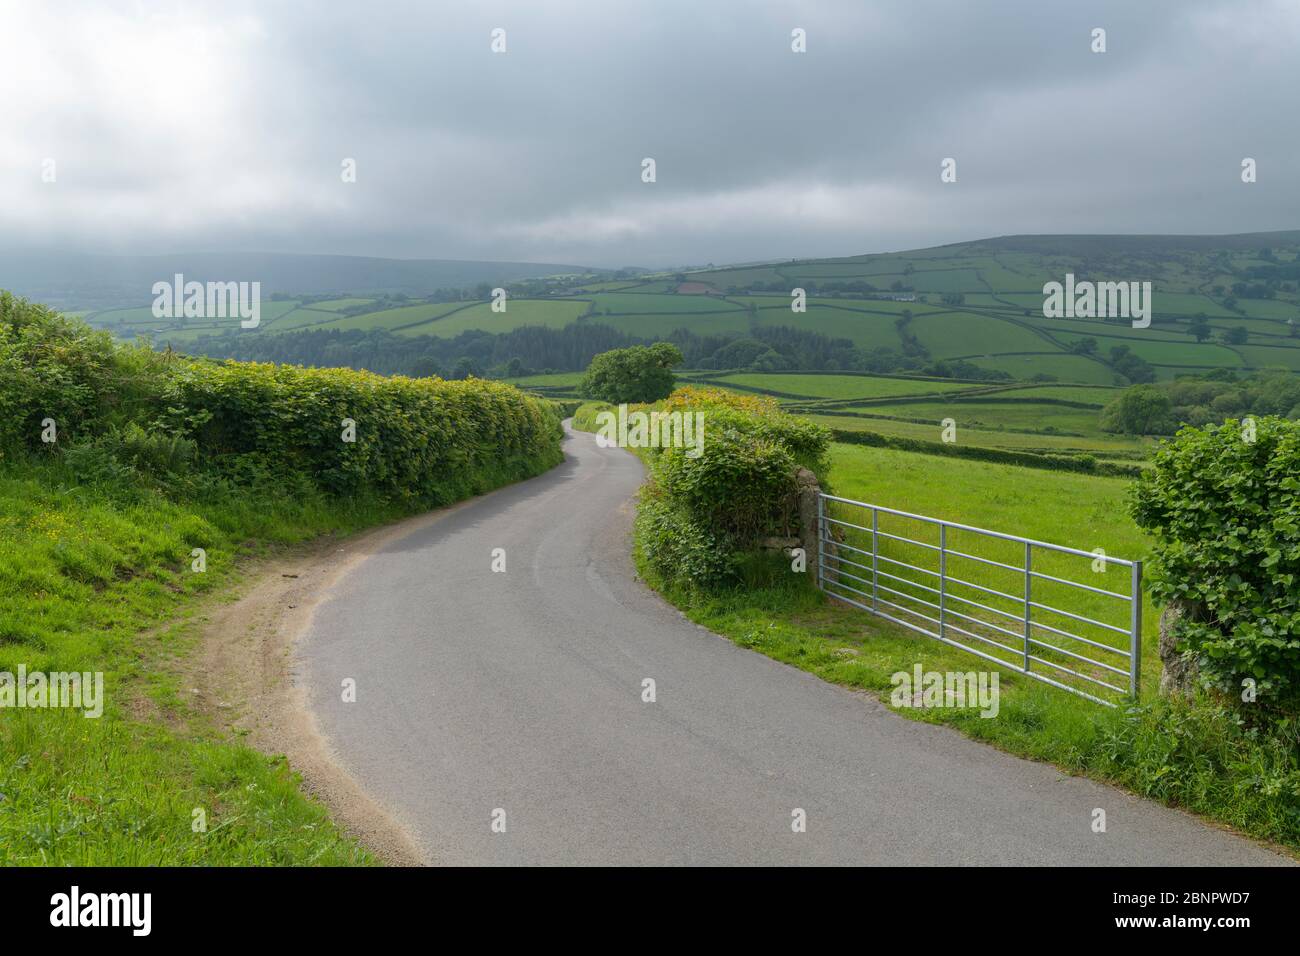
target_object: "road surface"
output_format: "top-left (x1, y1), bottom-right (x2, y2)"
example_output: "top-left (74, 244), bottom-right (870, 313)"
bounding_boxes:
top-left (301, 423), bottom-right (1290, 865)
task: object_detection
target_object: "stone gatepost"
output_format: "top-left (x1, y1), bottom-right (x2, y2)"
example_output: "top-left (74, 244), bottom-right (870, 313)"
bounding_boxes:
top-left (795, 467), bottom-right (827, 584)
top-left (1158, 598), bottom-right (1202, 698)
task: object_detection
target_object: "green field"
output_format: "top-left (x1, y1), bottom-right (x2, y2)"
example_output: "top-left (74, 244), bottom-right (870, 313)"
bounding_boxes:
top-left (692, 372), bottom-right (974, 401)
top-left (825, 442), bottom-right (1153, 670)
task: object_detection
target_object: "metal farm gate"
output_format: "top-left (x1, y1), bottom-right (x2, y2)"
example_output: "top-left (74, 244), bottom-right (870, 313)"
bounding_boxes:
top-left (816, 493), bottom-right (1143, 706)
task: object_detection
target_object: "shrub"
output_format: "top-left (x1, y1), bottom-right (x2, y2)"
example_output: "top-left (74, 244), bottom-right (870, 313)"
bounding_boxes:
top-left (582, 386), bottom-right (831, 593)
top-left (657, 428), bottom-right (797, 541)
top-left (634, 490), bottom-right (735, 591)
top-left (1129, 416), bottom-right (1300, 711)
top-left (1100, 384), bottom-right (1175, 435)
top-left (580, 342), bottom-right (682, 404)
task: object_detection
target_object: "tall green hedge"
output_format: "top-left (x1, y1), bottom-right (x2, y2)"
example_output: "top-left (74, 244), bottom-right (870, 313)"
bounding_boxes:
top-left (1, 291), bottom-right (563, 504)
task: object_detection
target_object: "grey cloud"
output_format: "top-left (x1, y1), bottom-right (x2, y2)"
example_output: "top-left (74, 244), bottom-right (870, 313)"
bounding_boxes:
top-left (1, 0), bottom-right (1296, 267)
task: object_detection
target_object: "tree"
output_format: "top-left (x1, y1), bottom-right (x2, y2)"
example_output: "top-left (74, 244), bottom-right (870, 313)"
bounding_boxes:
top-left (409, 357), bottom-right (443, 378)
top-left (580, 342), bottom-right (684, 404)
top-left (1107, 344), bottom-right (1156, 383)
top-left (1221, 326), bottom-right (1249, 346)
top-left (451, 357), bottom-right (480, 380)
top-left (1072, 337), bottom-right (1098, 355)
top-left (1099, 384), bottom-right (1175, 435)
top-left (1188, 314), bottom-right (1212, 342)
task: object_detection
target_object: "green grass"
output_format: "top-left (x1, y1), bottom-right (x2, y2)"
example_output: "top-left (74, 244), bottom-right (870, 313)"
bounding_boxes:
top-left (0, 454), bottom-right (415, 865)
top-left (699, 372), bottom-right (973, 401)
top-left (968, 353), bottom-right (1119, 385)
top-left (588, 292), bottom-right (742, 314)
top-left (400, 299), bottom-right (589, 337)
top-left (984, 384), bottom-right (1121, 405)
top-left (824, 442), bottom-right (1154, 688)
top-left (750, 306), bottom-right (902, 350)
top-left (1236, 344), bottom-right (1300, 372)
top-left (805, 413), bottom-right (1150, 457)
top-left (847, 399), bottom-right (1110, 436)
top-left (312, 300), bottom-right (470, 332)
top-left (910, 311), bottom-right (1054, 357)
top-left (308, 297), bottom-right (378, 312)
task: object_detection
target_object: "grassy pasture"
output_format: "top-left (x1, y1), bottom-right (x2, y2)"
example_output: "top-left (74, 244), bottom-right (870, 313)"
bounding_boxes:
top-left (856, 399), bottom-right (1109, 436)
top-left (697, 372), bottom-right (975, 401)
top-left (910, 312), bottom-right (1052, 357)
top-left (310, 300), bottom-right (471, 332)
top-left (1234, 344), bottom-right (1300, 372)
top-left (752, 306), bottom-right (903, 351)
top-left (1050, 330), bottom-right (1245, 367)
top-left (1231, 298), bottom-right (1300, 320)
top-left (823, 443), bottom-right (1153, 701)
top-left (396, 299), bottom-right (589, 337)
top-left (307, 297), bottom-right (378, 312)
top-left (802, 413), bottom-right (1149, 458)
top-left (589, 292), bottom-right (742, 314)
top-left (968, 353), bottom-right (1119, 385)
top-left (983, 384), bottom-right (1121, 405)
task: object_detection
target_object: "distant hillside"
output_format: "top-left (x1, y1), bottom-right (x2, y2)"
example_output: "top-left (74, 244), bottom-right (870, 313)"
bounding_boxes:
top-left (36, 231), bottom-right (1300, 388)
top-left (0, 251), bottom-right (601, 311)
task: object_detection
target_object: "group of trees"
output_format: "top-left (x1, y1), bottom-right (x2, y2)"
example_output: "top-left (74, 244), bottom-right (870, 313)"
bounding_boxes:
top-left (1100, 368), bottom-right (1300, 435)
top-left (1186, 314), bottom-right (1253, 345)
top-left (1067, 338), bottom-right (1157, 383)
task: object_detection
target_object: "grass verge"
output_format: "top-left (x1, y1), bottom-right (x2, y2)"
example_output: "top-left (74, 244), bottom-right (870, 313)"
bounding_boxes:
top-left (1, 450), bottom-right (545, 865)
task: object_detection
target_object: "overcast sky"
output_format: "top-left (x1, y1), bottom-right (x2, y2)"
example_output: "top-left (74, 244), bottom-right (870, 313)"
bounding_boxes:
top-left (1, 0), bottom-right (1297, 268)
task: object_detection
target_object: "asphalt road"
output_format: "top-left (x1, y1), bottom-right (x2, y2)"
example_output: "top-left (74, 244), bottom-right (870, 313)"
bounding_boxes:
top-left (301, 423), bottom-right (1291, 866)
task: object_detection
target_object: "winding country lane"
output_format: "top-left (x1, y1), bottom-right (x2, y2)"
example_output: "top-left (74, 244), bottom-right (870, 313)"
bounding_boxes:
top-left (299, 423), bottom-right (1291, 866)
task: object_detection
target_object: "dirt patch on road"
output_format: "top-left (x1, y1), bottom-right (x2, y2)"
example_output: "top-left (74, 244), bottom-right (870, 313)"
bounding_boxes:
top-left (191, 501), bottom-right (476, 867)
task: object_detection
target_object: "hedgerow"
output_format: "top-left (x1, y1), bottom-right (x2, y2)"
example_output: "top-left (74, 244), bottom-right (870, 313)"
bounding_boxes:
top-left (1130, 416), bottom-right (1300, 713)
top-left (1, 292), bottom-right (563, 504)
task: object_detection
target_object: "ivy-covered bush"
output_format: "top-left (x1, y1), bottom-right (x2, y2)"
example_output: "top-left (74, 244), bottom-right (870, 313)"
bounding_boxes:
top-left (1130, 417), bottom-right (1300, 711)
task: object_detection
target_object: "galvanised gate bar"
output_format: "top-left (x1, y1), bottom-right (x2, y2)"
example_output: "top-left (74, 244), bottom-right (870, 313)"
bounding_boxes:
top-left (816, 493), bottom-right (1142, 706)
